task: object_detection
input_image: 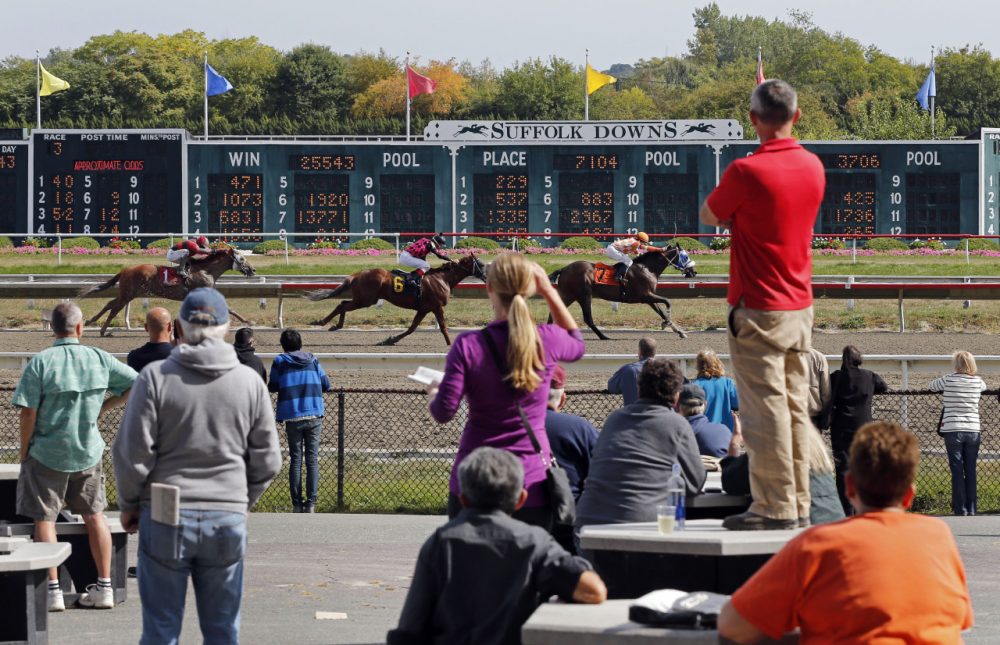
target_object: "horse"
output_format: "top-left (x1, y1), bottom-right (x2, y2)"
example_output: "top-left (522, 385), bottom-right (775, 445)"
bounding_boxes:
top-left (305, 254), bottom-right (488, 346)
top-left (77, 248), bottom-right (257, 337)
top-left (547, 244), bottom-right (697, 340)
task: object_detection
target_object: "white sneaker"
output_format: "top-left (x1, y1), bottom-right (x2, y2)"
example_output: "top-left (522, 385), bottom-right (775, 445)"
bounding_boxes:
top-left (77, 583), bottom-right (114, 609)
top-left (47, 588), bottom-right (65, 612)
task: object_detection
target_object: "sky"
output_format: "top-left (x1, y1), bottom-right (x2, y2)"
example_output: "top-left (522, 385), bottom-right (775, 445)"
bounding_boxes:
top-left (4, 0), bottom-right (996, 67)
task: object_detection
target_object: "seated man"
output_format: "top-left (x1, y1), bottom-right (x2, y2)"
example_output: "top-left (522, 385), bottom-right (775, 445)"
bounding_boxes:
top-left (719, 421), bottom-right (973, 643)
top-left (678, 383), bottom-right (732, 458)
top-left (576, 359), bottom-right (706, 534)
top-left (388, 447), bottom-right (606, 645)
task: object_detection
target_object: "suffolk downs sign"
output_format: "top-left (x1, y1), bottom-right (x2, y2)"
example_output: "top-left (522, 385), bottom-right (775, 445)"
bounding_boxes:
top-left (424, 120), bottom-right (744, 143)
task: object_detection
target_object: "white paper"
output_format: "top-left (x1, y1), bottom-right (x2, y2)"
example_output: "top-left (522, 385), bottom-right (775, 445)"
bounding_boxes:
top-left (407, 367), bottom-right (444, 386)
top-left (151, 483), bottom-right (180, 526)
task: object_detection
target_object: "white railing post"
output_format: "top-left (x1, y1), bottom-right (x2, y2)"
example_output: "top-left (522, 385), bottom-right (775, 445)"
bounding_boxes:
top-left (283, 234), bottom-right (289, 266)
top-left (57, 235), bottom-right (62, 266)
top-left (395, 234), bottom-right (401, 263)
top-left (851, 237), bottom-right (857, 265)
top-left (965, 237), bottom-right (970, 264)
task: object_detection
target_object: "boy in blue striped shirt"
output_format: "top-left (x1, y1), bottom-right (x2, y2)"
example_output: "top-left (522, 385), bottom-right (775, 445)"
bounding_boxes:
top-left (269, 329), bottom-right (333, 512)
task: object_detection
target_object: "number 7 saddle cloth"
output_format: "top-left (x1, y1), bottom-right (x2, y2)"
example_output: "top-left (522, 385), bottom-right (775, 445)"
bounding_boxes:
top-left (594, 262), bottom-right (624, 286)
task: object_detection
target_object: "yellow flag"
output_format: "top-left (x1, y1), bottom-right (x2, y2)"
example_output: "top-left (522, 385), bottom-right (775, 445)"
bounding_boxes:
top-left (39, 63), bottom-right (70, 96)
top-left (586, 63), bottom-right (616, 95)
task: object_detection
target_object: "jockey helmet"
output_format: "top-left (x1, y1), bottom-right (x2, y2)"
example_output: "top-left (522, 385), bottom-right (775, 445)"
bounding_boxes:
top-left (637, 232), bottom-right (650, 243)
top-left (432, 233), bottom-right (447, 247)
top-left (196, 235), bottom-right (210, 248)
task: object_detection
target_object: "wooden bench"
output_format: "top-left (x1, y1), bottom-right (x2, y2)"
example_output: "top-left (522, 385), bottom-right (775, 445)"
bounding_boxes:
top-left (522, 600), bottom-right (798, 644)
top-left (579, 519), bottom-right (800, 599)
top-left (0, 539), bottom-right (71, 645)
top-left (8, 518), bottom-right (129, 606)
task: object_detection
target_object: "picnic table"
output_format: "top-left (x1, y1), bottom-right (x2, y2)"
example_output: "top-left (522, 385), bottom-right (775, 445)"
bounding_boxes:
top-left (0, 538), bottom-right (71, 644)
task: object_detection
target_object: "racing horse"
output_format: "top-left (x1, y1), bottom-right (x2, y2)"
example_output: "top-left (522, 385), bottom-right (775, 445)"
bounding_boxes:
top-left (305, 254), bottom-right (488, 346)
top-left (77, 248), bottom-right (257, 337)
top-left (547, 244), bottom-right (697, 340)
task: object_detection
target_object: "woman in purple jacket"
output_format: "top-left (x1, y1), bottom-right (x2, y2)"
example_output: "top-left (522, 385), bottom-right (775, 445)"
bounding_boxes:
top-left (428, 253), bottom-right (585, 530)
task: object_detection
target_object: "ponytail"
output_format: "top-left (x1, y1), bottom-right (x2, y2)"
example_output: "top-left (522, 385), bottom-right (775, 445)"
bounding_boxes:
top-left (506, 294), bottom-right (544, 392)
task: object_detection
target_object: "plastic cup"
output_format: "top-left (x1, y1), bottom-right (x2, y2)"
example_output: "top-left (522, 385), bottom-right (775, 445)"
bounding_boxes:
top-left (656, 504), bottom-right (677, 534)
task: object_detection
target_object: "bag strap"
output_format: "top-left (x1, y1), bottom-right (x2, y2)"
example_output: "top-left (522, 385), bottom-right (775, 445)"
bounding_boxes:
top-left (480, 329), bottom-right (546, 458)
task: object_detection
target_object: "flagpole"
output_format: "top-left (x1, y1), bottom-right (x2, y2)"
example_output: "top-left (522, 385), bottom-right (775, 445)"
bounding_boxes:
top-left (930, 46), bottom-right (936, 140)
top-left (405, 52), bottom-right (411, 142)
top-left (203, 52), bottom-right (209, 140)
top-left (36, 51), bottom-right (41, 129)
top-left (584, 49), bottom-right (590, 121)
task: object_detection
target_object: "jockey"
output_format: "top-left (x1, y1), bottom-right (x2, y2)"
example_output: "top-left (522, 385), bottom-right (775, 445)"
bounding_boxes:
top-left (400, 233), bottom-right (450, 282)
top-left (606, 232), bottom-right (656, 282)
top-left (166, 236), bottom-right (212, 279)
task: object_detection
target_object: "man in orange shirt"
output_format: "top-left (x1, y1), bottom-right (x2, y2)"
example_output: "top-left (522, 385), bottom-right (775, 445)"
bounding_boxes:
top-left (718, 421), bottom-right (974, 644)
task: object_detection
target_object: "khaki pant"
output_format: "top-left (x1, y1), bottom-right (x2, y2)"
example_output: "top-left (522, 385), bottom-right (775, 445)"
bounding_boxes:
top-left (728, 305), bottom-right (813, 520)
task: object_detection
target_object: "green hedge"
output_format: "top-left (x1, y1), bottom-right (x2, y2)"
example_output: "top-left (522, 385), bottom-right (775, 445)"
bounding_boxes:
top-left (253, 239), bottom-right (288, 254)
top-left (456, 236), bottom-right (500, 250)
top-left (709, 237), bottom-right (731, 251)
top-left (669, 236), bottom-right (708, 251)
top-left (560, 236), bottom-right (604, 250)
top-left (0, 236), bottom-right (12, 249)
top-left (349, 238), bottom-right (394, 250)
top-left (966, 238), bottom-right (1000, 251)
top-left (909, 239), bottom-right (946, 250)
top-left (21, 238), bottom-right (49, 248)
top-left (60, 236), bottom-right (100, 249)
top-left (148, 238), bottom-right (174, 249)
top-left (865, 238), bottom-right (908, 251)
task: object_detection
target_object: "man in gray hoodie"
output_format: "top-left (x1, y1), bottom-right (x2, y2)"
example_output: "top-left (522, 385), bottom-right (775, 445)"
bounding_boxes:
top-left (113, 288), bottom-right (281, 645)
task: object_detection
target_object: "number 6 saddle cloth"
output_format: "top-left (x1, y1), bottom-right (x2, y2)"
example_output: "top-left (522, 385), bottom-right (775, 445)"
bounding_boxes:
top-left (390, 269), bottom-right (422, 297)
top-left (594, 262), bottom-right (624, 286)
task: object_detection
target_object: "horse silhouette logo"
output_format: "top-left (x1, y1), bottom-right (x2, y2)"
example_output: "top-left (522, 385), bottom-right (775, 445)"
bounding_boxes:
top-left (454, 124), bottom-right (489, 137)
top-left (682, 123), bottom-right (716, 135)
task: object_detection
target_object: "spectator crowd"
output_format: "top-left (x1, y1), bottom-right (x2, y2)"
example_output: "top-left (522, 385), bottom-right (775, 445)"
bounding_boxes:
top-left (8, 79), bottom-right (981, 643)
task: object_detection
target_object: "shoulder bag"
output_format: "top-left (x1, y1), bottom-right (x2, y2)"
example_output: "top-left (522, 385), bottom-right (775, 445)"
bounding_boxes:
top-left (480, 329), bottom-right (576, 526)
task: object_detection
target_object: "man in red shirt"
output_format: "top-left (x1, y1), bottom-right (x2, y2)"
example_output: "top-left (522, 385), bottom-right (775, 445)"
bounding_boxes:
top-left (700, 79), bottom-right (825, 530)
top-left (718, 421), bottom-right (974, 643)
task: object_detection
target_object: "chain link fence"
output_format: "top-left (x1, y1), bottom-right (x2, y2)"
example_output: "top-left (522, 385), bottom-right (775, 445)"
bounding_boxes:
top-left (1, 387), bottom-right (997, 515)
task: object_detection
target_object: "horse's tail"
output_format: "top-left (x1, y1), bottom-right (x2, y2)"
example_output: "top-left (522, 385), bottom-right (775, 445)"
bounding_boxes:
top-left (77, 272), bottom-right (121, 298)
top-left (303, 278), bottom-right (352, 302)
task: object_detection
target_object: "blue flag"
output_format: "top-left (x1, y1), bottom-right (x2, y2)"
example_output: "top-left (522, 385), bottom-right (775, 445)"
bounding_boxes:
top-left (916, 63), bottom-right (936, 111)
top-left (205, 63), bottom-right (233, 97)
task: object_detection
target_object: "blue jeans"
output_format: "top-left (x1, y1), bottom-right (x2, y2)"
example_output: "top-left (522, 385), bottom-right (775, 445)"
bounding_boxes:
top-left (286, 418), bottom-right (322, 508)
top-left (943, 432), bottom-right (980, 515)
top-left (138, 508), bottom-right (247, 645)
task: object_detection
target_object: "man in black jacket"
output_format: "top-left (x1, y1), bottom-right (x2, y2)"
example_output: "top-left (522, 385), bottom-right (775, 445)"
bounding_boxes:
top-left (233, 327), bottom-right (267, 384)
top-left (127, 308), bottom-right (174, 372)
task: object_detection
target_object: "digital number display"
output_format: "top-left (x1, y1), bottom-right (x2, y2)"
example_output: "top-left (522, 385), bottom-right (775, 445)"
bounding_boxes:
top-left (293, 173), bottom-right (350, 236)
top-left (820, 173), bottom-right (877, 235)
top-left (473, 173), bottom-right (528, 237)
top-left (379, 174), bottom-right (435, 240)
top-left (554, 153), bottom-right (620, 171)
top-left (31, 131), bottom-right (183, 238)
top-left (289, 154), bottom-right (356, 171)
top-left (907, 173), bottom-right (960, 235)
top-left (643, 173), bottom-right (698, 234)
top-left (0, 153), bottom-right (16, 169)
top-left (207, 173), bottom-right (264, 240)
top-left (818, 153), bottom-right (881, 169)
top-left (559, 173), bottom-right (614, 235)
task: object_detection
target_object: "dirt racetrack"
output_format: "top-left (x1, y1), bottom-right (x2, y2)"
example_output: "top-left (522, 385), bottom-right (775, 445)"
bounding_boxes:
top-left (0, 326), bottom-right (996, 390)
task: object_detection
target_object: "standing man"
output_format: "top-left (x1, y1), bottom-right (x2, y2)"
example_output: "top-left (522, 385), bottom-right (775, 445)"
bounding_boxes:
top-left (607, 337), bottom-right (656, 407)
top-left (114, 288), bottom-right (281, 644)
top-left (233, 327), bottom-right (267, 384)
top-left (269, 329), bottom-right (333, 513)
top-left (700, 79), bottom-right (825, 530)
top-left (13, 302), bottom-right (137, 611)
top-left (127, 307), bottom-right (174, 372)
top-left (806, 347), bottom-right (831, 429)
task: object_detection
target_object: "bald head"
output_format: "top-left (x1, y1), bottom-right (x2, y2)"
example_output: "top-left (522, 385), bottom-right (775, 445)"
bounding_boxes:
top-left (145, 307), bottom-right (173, 343)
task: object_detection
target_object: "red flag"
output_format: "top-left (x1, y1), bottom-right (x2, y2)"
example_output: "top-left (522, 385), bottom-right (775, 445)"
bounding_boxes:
top-left (756, 48), bottom-right (765, 85)
top-left (407, 66), bottom-right (437, 99)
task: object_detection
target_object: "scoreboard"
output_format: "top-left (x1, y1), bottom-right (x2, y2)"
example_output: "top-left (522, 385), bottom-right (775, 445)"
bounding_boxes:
top-left (453, 144), bottom-right (717, 242)
top-left (720, 141), bottom-right (979, 237)
top-left (186, 143), bottom-right (451, 241)
top-left (983, 129), bottom-right (1000, 236)
top-left (30, 130), bottom-right (185, 237)
top-left (0, 140), bottom-right (27, 236)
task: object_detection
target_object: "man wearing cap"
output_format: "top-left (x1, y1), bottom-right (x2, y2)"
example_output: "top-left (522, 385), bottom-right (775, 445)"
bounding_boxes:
top-left (678, 383), bottom-right (737, 459)
top-left (114, 288), bottom-right (281, 644)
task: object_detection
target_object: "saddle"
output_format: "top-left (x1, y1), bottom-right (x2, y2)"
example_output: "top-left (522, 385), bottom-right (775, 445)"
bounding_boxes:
top-left (160, 267), bottom-right (184, 287)
top-left (594, 262), bottom-right (624, 287)
top-left (390, 270), bottom-right (422, 298)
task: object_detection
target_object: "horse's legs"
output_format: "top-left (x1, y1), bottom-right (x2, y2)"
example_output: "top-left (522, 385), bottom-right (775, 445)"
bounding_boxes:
top-left (85, 298), bottom-right (119, 326)
top-left (579, 295), bottom-right (611, 341)
top-left (329, 300), bottom-right (368, 331)
top-left (229, 308), bottom-right (251, 324)
top-left (432, 308), bottom-right (451, 346)
top-left (647, 302), bottom-right (670, 325)
top-left (649, 296), bottom-right (688, 339)
top-left (98, 299), bottom-right (130, 337)
top-left (379, 309), bottom-right (429, 346)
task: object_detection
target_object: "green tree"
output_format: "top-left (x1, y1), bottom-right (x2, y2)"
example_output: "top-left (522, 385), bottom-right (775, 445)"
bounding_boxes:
top-left (935, 46), bottom-right (1000, 136)
top-left (270, 44), bottom-right (348, 123)
top-left (342, 50), bottom-right (399, 96)
top-left (590, 86), bottom-right (659, 119)
top-left (495, 57), bottom-right (580, 120)
top-left (845, 91), bottom-right (955, 139)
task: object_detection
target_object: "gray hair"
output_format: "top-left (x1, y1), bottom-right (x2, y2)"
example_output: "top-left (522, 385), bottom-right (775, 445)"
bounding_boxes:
top-left (52, 302), bottom-right (83, 335)
top-left (458, 447), bottom-right (524, 513)
top-left (680, 402), bottom-right (706, 417)
top-left (179, 319), bottom-right (229, 345)
top-left (751, 79), bottom-right (798, 125)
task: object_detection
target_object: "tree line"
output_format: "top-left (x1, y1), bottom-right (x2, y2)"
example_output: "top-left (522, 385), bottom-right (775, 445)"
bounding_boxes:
top-left (2, 4), bottom-right (999, 139)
